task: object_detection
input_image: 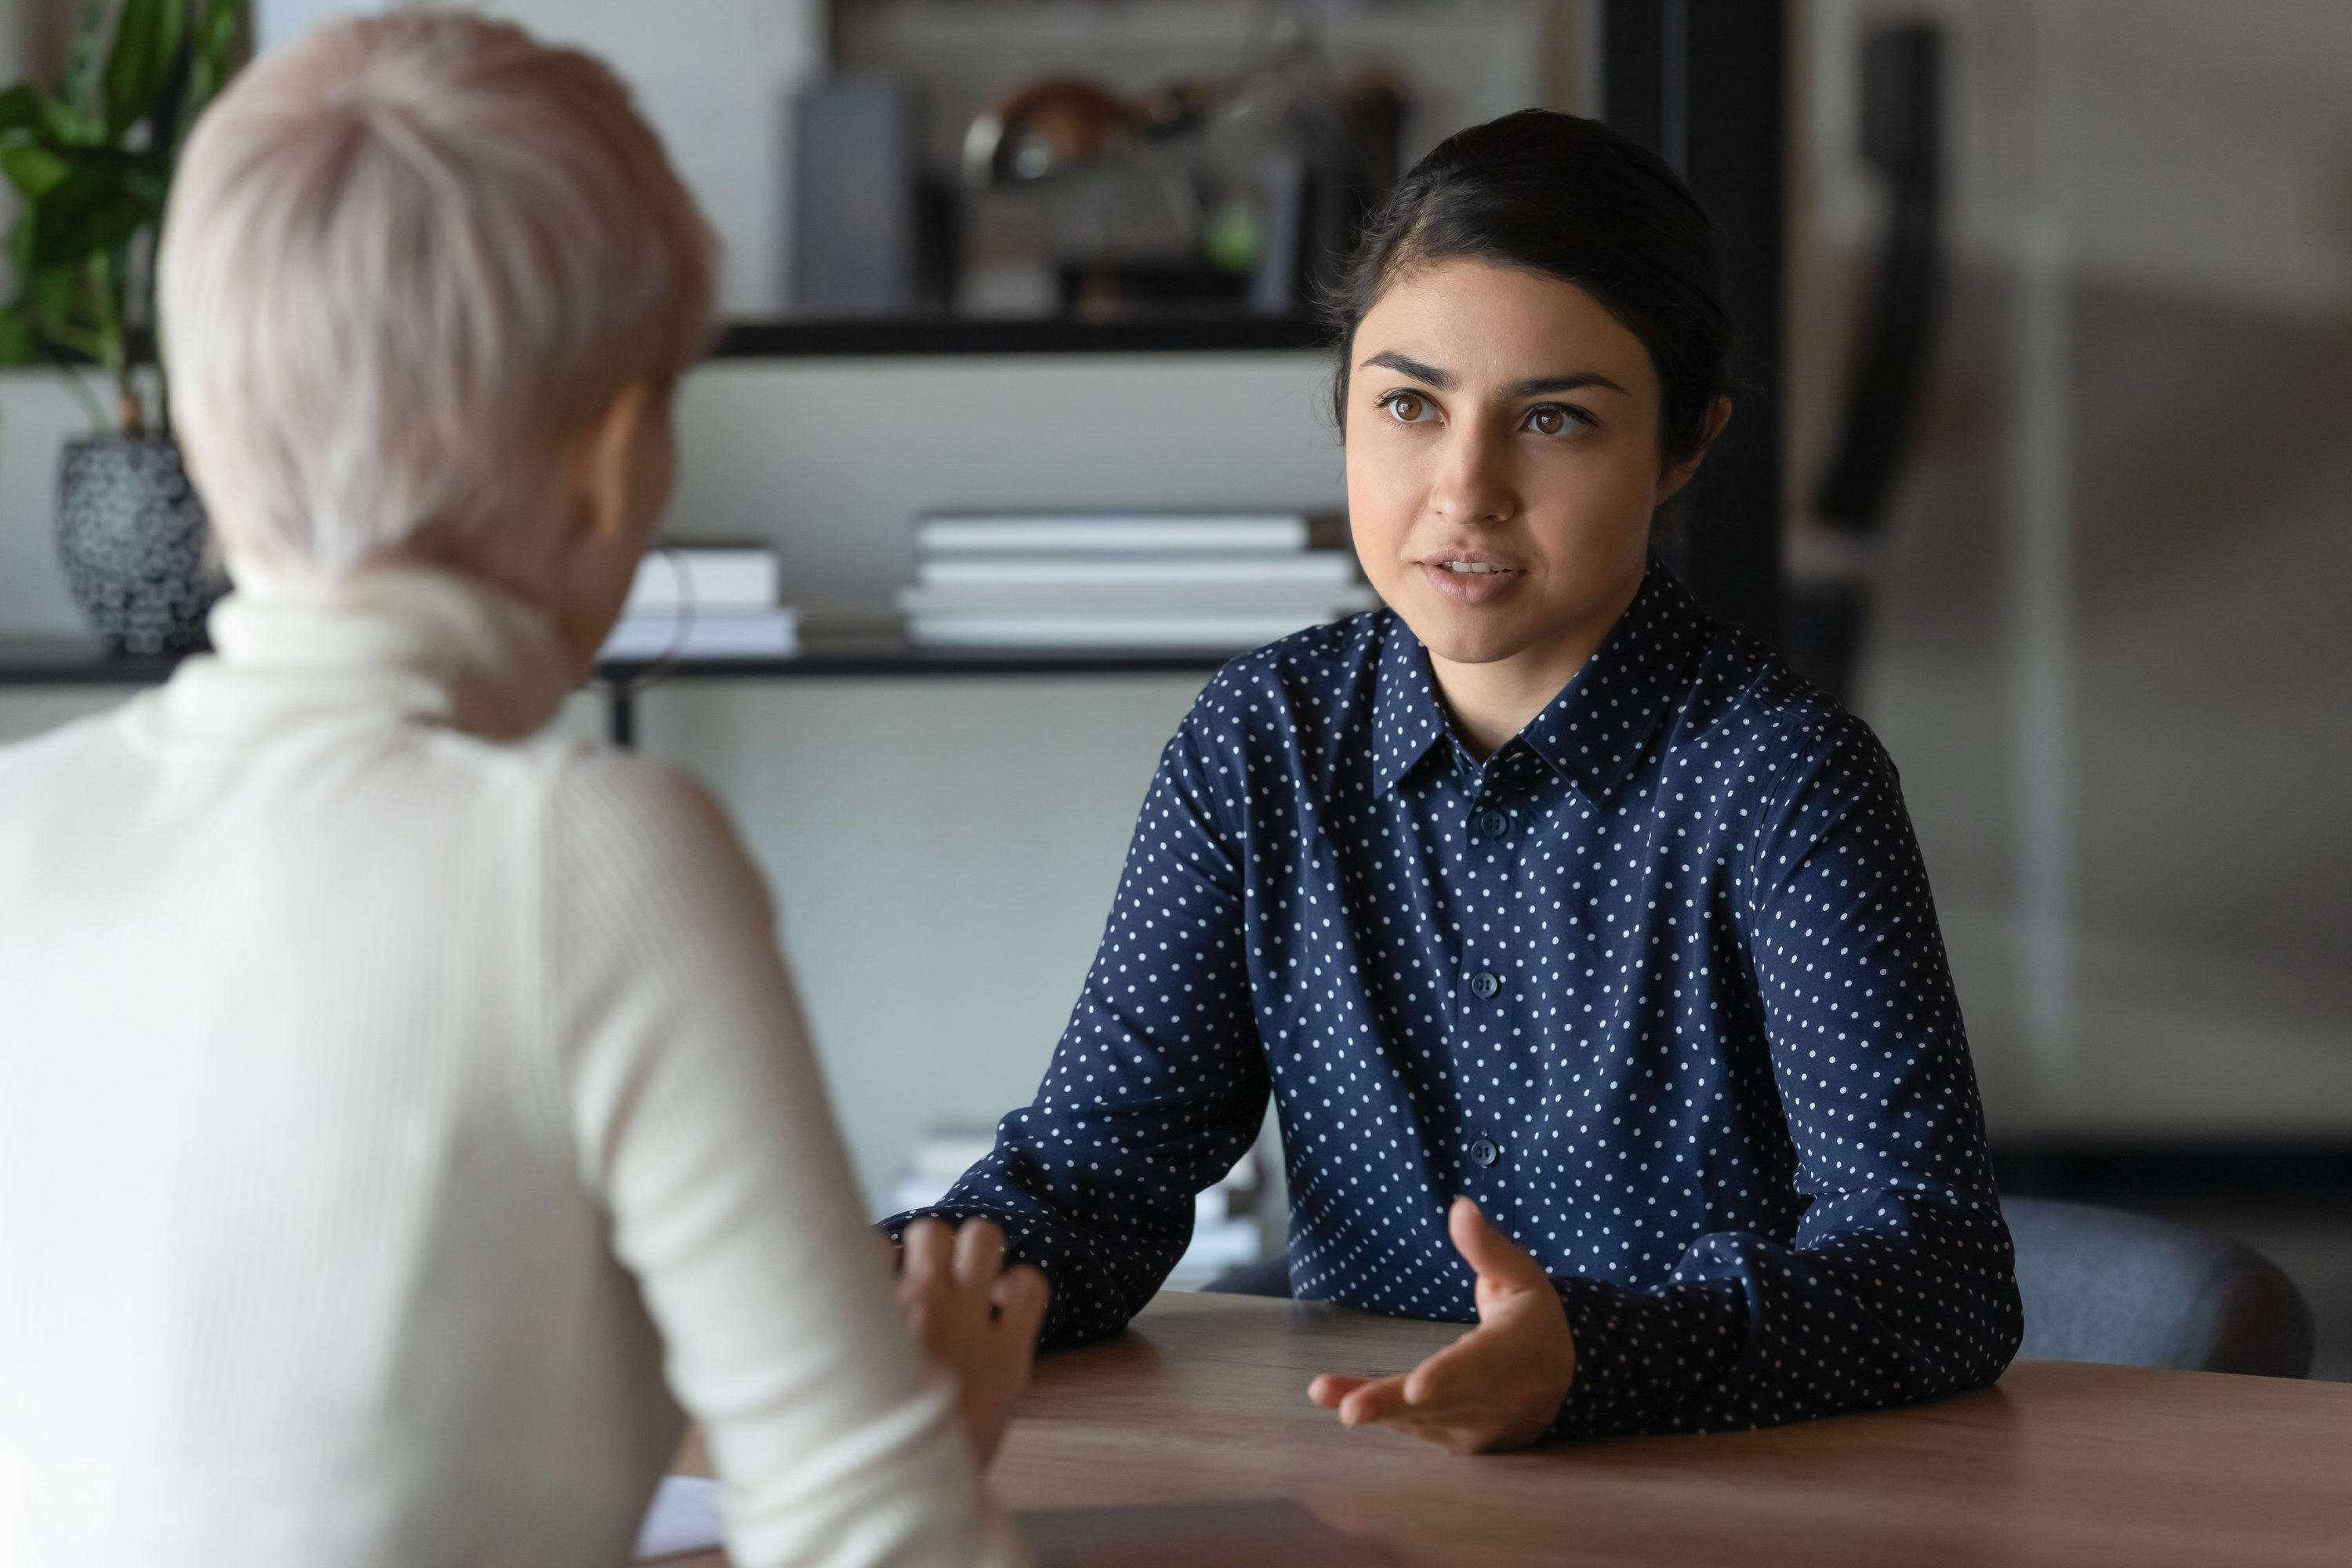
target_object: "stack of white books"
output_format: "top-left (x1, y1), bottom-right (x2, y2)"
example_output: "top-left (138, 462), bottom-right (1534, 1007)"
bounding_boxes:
top-left (888, 1126), bottom-right (1002, 1216)
top-left (1160, 1147), bottom-right (1268, 1291)
top-left (898, 512), bottom-right (1377, 650)
top-left (600, 542), bottom-right (800, 660)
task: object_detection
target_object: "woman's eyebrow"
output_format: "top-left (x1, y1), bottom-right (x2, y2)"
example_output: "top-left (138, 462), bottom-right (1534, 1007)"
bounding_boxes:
top-left (1357, 353), bottom-right (1628, 400)
top-left (1506, 372), bottom-right (1628, 397)
top-left (1359, 350), bottom-right (1453, 388)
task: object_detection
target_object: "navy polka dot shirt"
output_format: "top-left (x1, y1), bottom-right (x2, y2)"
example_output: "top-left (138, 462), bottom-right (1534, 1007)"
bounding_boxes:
top-left (891, 568), bottom-right (2022, 1439)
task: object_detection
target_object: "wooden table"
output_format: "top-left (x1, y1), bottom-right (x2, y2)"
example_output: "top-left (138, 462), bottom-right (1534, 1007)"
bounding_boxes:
top-left (675, 1291), bottom-right (2352, 1566)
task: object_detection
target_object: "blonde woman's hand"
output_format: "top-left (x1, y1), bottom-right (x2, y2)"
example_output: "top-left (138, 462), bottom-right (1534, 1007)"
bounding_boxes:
top-left (895, 1218), bottom-right (1051, 1466)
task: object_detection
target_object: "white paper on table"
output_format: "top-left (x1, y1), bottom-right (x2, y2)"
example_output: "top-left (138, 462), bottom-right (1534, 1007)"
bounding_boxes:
top-left (635, 1475), bottom-right (724, 1560)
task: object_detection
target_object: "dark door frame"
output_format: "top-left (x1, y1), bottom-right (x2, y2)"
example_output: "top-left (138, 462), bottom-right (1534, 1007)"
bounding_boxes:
top-left (1602, 0), bottom-right (1788, 650)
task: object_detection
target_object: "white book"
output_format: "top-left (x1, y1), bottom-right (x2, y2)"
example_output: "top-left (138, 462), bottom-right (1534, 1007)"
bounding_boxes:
top-left (916, 514), bottom-right (1312, 556)
top-left (890, 1172), bottom-right (955, 1214)
top-left (918, 552), bottom-right (1359, 589)
top-left (600, 608), bottom-right (800, 661)
top-left (897, 583), bottom-right (1378, 618)
top-left (634, 1476), bottom-right (722, 1561)
top-left (906, 610), bottom-right (1348, 650)
top-left (909, 1131), bottom-right (999, 1177)
top-left (1160, 1218), bottom-right (1265, 1291)
top-left (623, 546), bottom-right (779, 613)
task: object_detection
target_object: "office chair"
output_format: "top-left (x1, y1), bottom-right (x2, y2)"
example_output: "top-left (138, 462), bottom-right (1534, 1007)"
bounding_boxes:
top-left (1206, 1196), bottom-right (2316, 1377)
top-left (2003, 1195), bottom-right (2314, 1377)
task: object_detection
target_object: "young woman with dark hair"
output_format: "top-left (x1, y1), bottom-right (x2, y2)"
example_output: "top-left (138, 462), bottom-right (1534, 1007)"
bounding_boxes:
top-left (891, 110), bottom-right (2020, 1451)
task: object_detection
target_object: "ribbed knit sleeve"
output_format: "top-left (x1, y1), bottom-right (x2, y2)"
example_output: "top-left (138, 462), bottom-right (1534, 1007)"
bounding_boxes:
top-left (544, 749), bottom-right (1028, 1568)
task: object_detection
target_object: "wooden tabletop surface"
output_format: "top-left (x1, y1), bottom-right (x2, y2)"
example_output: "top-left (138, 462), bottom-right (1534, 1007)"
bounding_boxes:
top-left (673, 1290), bottom-right (2352, 1566)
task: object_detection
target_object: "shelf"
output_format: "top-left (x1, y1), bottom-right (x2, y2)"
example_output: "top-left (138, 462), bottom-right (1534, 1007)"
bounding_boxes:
top-left (0, 639), bottom-right (1235, 688)
top-left (93, 314), bottom-right (1331, 370)
top-left (0, 637), bottom-right (1232, 745)
top-left (597, 645), bottom-right (1234, 681)
top-left (707, 314), bottom-right (1329, 358)
top-left (0, 642), bottom-right (182, 686)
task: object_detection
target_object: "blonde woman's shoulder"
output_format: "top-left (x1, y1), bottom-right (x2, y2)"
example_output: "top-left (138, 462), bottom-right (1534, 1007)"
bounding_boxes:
top-left (519, 734), bottom-right (779, 939)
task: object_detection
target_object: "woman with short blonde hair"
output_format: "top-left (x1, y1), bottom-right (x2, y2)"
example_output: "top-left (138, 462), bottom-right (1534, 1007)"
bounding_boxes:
top-left (0, 14), bottom-right (1040, 1566)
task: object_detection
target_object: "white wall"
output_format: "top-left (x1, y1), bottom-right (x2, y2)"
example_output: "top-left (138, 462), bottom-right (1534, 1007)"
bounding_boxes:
top-left (630, 676), bottom-right (1207, 1214)
top-left (0, 349), bottom-right (1341, 1207)
top-left (634, 349), bottom-right (1343, 1204)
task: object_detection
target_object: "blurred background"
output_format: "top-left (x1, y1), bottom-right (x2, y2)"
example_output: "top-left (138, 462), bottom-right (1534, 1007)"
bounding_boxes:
top-left (0, 1), bottom-right (2344, 1353)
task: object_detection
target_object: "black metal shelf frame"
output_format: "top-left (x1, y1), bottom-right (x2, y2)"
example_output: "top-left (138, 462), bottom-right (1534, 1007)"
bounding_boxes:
top-left (0, 643), bottom-right (1234, 747)
top-left (707, 314), bottom-right (1329, 358)
top-left (92, 314), bottom-right (1331, 369)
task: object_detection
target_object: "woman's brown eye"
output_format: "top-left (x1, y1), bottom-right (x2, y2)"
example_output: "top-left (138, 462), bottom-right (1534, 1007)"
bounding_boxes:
top-left (1387, 394), bottom-right (1425, 422)
top-left (1530, 408), bottom-right (1567, 435)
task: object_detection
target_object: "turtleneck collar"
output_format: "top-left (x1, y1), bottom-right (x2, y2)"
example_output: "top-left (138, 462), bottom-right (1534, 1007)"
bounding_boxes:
top-left (149, 561), bottom-right (577, 745)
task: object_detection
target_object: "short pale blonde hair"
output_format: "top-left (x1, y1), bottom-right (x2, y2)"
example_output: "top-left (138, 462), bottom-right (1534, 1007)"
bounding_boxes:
top-left (160, 10), bottom-right (716, 576)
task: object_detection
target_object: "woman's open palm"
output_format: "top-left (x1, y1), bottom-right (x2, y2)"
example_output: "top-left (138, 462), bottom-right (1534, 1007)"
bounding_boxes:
top-left (1306, 1198), bottom-right (1577, 1454)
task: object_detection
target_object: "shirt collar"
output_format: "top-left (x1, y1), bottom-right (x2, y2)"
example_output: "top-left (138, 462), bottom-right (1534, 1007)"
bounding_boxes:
top-left (1370, 616), bottom-right (1451, 796)
top-left (1370, 568), bottom-right (1708, 800)
top-left (154, 561), bottom-right (575, 745)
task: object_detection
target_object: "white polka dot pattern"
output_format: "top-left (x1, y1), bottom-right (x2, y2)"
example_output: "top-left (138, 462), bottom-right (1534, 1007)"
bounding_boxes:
top-left (886, 569), bottom-right (2023, 1439)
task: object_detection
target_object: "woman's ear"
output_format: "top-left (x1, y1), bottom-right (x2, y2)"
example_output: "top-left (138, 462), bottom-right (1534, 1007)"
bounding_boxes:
top-left (577, 381), bottom-right (652, 543)
top-left (1654, 394), bottom-right (1734, 507)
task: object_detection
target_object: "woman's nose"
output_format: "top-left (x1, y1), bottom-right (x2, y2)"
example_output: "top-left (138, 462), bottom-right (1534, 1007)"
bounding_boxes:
top-left (1427, 422), bottom-right (1517, 527)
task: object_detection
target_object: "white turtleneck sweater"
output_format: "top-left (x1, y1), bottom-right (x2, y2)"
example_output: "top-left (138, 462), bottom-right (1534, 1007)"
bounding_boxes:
top-left (0, 567), bottom-right (1025, 1568)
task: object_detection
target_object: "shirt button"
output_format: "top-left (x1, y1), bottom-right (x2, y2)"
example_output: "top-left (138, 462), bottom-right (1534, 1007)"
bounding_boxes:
top-left (1476, 810), bottom-right (1509, 838)
top-left (1469, 970), bottom-right (1501, 999)
top-left (1470, 1138), bottom-right (1501, 1167)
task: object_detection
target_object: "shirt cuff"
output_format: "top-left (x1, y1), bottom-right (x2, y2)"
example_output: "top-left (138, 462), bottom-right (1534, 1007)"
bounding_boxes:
top-left (1544, 1274), bottom-right (1748, 1441)
top-left (877, 1203), bottom-right (1119, 1348)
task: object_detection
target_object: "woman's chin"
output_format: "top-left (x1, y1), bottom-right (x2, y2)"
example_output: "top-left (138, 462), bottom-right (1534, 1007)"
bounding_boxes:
top-left (1396, 602), bottom-right (1549, 668)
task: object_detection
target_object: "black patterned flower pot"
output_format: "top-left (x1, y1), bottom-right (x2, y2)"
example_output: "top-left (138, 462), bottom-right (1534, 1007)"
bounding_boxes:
top-left (55, 434), bottom-right (223, 657)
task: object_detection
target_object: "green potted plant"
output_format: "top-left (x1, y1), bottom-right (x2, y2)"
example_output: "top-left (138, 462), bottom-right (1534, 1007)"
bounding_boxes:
top-left (0, 0), bottom-right (242, 655)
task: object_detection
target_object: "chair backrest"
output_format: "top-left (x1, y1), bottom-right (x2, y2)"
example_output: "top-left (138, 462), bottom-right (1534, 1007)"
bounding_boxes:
top-left (1209, 1198), bottom-right (2316, 1378)
top-left (2005, 1195), bottom-right (2314, 1377)
top-left (1201, 1250), bottom-right (1293, 1298)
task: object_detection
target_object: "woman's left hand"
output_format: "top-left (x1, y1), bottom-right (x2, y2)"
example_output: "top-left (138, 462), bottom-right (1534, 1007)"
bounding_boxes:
top-left (1306, 1197), bottom-right (1577, 1454)
top-left (896, 1217), bottom-right (1051, 1467)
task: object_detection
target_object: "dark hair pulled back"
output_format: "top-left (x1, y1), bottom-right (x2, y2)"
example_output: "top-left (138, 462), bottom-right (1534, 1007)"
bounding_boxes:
top-left (1325, 109), bottom-right (1733, 468)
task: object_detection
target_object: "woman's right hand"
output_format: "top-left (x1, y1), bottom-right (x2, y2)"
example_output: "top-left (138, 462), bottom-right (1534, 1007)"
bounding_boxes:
top-left (895, 1218), bottom-right (1051, 1467)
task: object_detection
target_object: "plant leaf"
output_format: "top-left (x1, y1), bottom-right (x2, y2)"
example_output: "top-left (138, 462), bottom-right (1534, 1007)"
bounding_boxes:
top-left (5, 142), bottom-right (165, 199)
top-left (27, 159), bottom-right (159, 271)
top-left (0, 143), bottom-right (71, 199)
top-left (183, 0), bottom-right (246, 133)
top-left (0, 311), bottom-right (37, 367)
top-left (23, 260), bottom-right (93, 328)
top-left (103, 0), bottom-right (189, 144)
top-left (0, 85), bottom-right (46, 136)
top-left (58, 0), bottom-right (113, 131)
top-left (39, 96), bottom-right (103, 147)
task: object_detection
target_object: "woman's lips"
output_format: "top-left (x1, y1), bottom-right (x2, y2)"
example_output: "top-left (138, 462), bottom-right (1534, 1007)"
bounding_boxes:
top-left (1416, 556), bottom-right (1526, 605)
